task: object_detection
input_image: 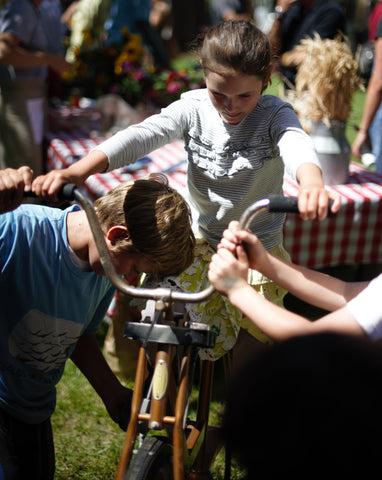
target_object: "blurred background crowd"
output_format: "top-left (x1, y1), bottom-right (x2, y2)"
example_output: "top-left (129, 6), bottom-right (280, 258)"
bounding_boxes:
top-left (0, 0), bottom-right (380, 176)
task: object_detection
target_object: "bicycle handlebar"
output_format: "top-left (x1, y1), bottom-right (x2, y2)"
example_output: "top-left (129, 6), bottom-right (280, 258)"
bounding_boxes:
top-left (27, 185), bottom-right (332, 304)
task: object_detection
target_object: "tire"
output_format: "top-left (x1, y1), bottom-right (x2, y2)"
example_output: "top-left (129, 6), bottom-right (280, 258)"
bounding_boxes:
top-left (125, 436), bottom-right (173, 480)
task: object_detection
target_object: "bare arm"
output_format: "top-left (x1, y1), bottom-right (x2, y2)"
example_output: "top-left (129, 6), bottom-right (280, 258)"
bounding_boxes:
top-left (208, 224), bottom-right (368, 341)
top-left (227, 280), bottom-right (365, 341)
top-left (70, 335), bottom-right (131, 424)
top-left (0, 33), bottom-right (70, 74)
top-left (352, 37), bottom-right (382, 158)
top-left (267, 0), bottom-right (297, 60)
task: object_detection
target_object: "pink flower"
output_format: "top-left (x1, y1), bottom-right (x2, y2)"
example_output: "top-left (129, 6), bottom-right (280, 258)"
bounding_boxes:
top-left (166, 81), bottom-right (181, 94)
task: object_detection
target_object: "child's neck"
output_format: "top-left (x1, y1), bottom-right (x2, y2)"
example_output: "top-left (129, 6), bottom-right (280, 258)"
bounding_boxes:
top-left (66, 210), bottom-right (91, 262)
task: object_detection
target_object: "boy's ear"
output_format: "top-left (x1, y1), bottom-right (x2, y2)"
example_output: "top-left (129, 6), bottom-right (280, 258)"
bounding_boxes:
top-left (262, 68), bottom-right (273, 93)
top-left (106, 225), bottom-right (130, 246)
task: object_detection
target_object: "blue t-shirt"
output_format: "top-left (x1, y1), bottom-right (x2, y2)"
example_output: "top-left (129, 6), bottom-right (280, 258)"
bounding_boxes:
top-left (104, 0), bottom-right (151, 45)
top-left (0, 204), bottom-right (114, 423)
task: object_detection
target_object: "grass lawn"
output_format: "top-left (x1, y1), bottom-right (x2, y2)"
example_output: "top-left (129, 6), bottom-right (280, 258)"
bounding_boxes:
top-left (52, 81), bottom-right (367, 479)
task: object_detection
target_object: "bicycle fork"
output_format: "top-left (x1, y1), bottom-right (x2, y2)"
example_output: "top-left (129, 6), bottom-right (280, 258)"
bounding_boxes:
top-left (115, 345), bottom-right (214, 480)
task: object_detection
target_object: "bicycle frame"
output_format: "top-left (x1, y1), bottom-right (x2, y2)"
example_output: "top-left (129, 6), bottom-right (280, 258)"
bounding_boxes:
top-left (66, 187), bottom-right (301, 480)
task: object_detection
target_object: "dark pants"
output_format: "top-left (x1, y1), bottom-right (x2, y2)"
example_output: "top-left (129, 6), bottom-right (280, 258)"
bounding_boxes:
top-left (0, 409), bottom-right (55, 480)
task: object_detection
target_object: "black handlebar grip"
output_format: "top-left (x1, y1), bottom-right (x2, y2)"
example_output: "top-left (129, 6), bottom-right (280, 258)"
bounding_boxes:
top-left (23, 183), bottom-right (77, 200)
top-left (268, 195), bottom-right (335, 217)
top-left (58, 183), bottom-right (77, 201)
top-left (268, 195), bottom-right (299, 213)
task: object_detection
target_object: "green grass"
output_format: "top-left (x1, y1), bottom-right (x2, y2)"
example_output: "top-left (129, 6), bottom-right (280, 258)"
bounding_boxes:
top-left (52, 83), bottom-right (367, 479)
top-left (53, 354), bottom-right (246, 479)
top-left (53, 361), bottom-right (127, 480)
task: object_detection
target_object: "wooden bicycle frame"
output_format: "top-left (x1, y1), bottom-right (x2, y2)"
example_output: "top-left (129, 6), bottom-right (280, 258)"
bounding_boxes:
top-left (115, 339), bottom-right (215, 480)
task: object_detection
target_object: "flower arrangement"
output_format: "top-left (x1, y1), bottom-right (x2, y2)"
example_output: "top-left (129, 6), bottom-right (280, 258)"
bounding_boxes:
top-left (285, 34), bottom-right (363, 130)
top-left (62, 28), bottom-right (205, 107)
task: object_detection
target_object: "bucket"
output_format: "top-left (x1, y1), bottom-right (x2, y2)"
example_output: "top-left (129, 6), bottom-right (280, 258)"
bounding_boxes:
top-left (309, 120), bottom-right (350, 185)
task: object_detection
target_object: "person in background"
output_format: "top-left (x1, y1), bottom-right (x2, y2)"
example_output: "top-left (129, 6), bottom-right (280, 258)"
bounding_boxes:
top-left (150, 0), bottom-right (180, 59)
top-left (209, 0), bottom-right (253, 25)
top-left (0, 0), bottom-right (69, 176)
top-left (352, 16), bottom-right (382, 174)
top-left (0, 166), bottom-right (195, 479)
top-left (352, 2), bottom-right (382, 170)
top-left (369, 0), bottom-right (382, 42)
top-left (104, 0), bottom-right (170, 67)
top-left (64, 0), bottom-right (111, 62)
top-left (267, 0), bottom-right (346, 88)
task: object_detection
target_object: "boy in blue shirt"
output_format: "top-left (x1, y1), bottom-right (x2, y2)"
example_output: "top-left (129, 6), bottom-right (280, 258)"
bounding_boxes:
top-left (0, 166), bottom-right (195, 479)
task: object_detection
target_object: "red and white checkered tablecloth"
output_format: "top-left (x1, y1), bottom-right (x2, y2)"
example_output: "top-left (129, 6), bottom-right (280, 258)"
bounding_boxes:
top-left (46, 129), bottom-right (382, 269)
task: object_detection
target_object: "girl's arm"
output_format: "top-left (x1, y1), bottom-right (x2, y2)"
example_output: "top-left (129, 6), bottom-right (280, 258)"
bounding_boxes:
top-left (32, 100), bottom-right (186, 198)
top-left (32, 149), bottom-right (109, 198)
top-left (295, 162), bottom-right (341, 220)
top-left (278, 128), bottom-right (341, 220)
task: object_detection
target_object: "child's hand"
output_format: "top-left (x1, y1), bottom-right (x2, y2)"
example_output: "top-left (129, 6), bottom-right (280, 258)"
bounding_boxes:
top-left (217, 221), bottom-right (241, 253)
top-left (32, 168), bottom-right (78, 200)
top-left (0, 166), bottom-right (33, 213)
top-left (297, 186), bottom-right (341, 221)
top-left (217, 221), bottom-right (268, 272)
top-left (32, 151), bottom-right (108, 199)
top-left (209, 244), bottom-right (249, 296)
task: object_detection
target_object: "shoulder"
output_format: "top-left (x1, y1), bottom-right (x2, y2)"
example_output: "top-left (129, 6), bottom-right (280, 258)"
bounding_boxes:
top-left (1, 204), bottom-right (75, 230)
top-left (180, 88), bottom-right (210, 103)
top-left (0, 0), bottom-right (35, 21)
top-left (256, 95), bottom-right (294, 114)
top-left (167, 88), bottom-right (214, 120)
top-left (0, 0), bottom-right (38, 38)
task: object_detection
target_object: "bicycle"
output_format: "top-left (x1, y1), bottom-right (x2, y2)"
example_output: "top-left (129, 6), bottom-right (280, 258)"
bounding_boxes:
top-left (53, 186), bottom-right (305, 480)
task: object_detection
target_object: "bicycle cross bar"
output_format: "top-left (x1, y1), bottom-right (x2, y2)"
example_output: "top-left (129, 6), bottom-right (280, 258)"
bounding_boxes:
top-left (62, 186), bottom-right (301, 304)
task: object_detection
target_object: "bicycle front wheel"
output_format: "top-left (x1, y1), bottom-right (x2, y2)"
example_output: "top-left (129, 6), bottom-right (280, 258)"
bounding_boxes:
top-left (125, 435), bottom-right (173, 480)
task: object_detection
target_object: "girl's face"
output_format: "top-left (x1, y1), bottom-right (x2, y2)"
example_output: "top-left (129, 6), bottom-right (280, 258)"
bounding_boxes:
top-left (205, 69), bottom-right (265, 125)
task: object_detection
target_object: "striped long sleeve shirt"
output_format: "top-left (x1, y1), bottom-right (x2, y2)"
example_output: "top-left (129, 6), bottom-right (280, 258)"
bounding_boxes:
top-left (95, 89), bottom-right (321, 250)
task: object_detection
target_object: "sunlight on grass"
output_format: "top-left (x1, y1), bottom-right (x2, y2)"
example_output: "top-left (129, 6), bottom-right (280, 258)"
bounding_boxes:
top-left (53, 361), bottom-right (126, 480)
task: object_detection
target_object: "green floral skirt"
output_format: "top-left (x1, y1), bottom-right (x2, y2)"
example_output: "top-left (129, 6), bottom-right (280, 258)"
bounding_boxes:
top-left (136, 238), bottom-right (291, 361)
